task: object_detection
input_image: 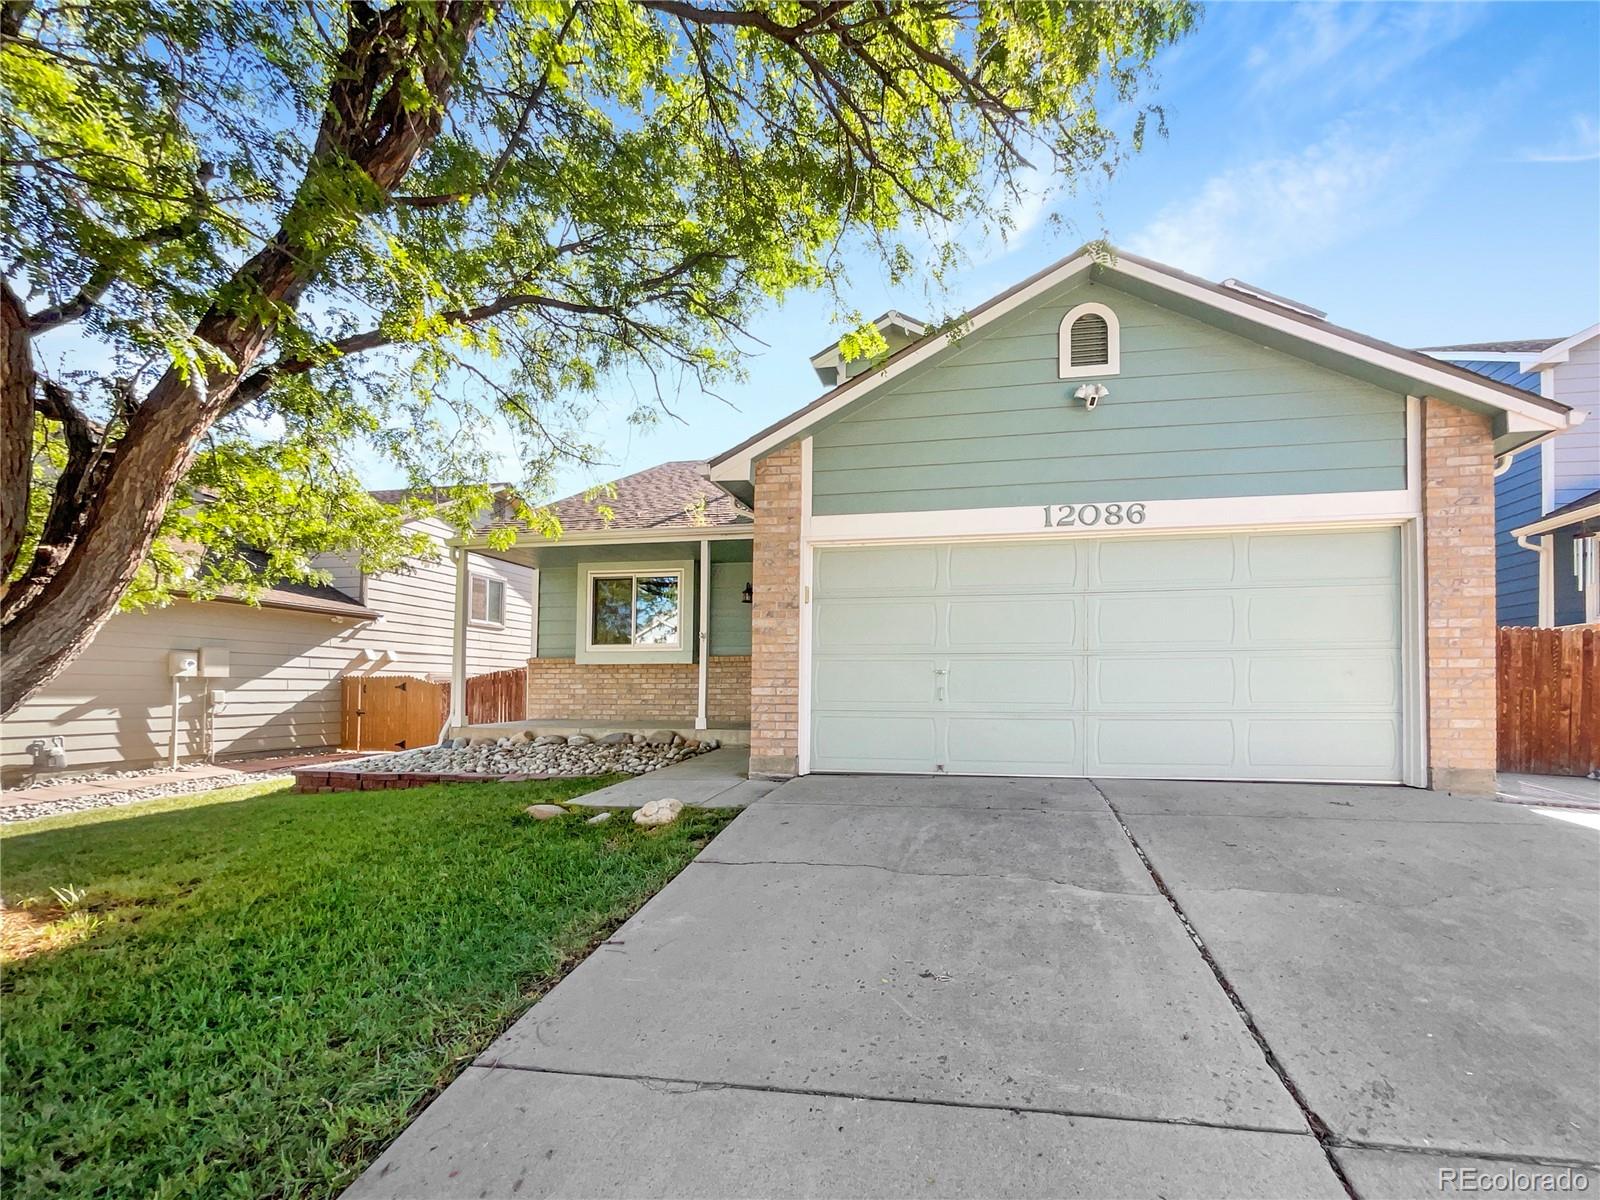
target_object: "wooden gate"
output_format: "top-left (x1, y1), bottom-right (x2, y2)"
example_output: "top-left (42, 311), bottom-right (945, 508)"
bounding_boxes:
top-left (341, 675), bottom-right (448, 752)
top-left (1497, 625), bottom-right (1599, 777)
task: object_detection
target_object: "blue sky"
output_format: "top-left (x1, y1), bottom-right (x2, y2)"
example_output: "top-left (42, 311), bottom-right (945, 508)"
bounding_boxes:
top-left (502, 0), bottom-right (1599, 504)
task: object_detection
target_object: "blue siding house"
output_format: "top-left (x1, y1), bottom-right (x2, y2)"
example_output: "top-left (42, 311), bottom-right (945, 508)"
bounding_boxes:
top-left (1426, 330), bottom-right (1600, 626)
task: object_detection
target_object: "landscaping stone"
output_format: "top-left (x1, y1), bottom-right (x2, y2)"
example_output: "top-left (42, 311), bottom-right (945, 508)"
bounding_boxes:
top-left (633, 798), bottom-right (684, 827)
top-left (566, 734), bottom-right (593, 746)
top-left (525, 804), bottom-right (568, 820)
top-left (632, 734), bottom-right (647, 745)
top-left (450, 737), bottom-right (472, 749)
top-left (645, 730), bottom-right (677, 746)
top-left (585, 812), bottom-right (613, 826)
top-left (597, 732), bottom-right (631, 745)
top-left (534, 734), bottom-right (566, 747)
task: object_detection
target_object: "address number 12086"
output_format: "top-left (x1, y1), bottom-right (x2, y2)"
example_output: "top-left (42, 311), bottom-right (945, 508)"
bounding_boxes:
top-left (1042, 502), bottom-right (1147, 528)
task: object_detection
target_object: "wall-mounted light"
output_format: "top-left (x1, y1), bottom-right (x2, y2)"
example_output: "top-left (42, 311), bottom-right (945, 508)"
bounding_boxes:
top-left (1073, 382), bottom-right (1109, 411)
top-left (742, 582), bottom-right (753, 604)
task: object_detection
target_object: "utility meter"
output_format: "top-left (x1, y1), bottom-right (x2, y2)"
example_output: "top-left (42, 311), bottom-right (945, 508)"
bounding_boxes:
top-left (168, 650), bottom-right (199, 678)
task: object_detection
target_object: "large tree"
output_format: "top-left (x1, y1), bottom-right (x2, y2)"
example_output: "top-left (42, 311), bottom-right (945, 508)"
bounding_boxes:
top-left (0, 0), bottom-right (1195, 713)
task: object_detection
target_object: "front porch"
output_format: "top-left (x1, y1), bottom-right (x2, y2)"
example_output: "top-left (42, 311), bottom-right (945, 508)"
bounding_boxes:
top-left (447, 521), bottom-right (755, 739)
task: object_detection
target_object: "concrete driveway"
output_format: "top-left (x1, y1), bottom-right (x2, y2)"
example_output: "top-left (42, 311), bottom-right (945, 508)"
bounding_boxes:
top-left (348, 776), bottom-right (1599, 1199)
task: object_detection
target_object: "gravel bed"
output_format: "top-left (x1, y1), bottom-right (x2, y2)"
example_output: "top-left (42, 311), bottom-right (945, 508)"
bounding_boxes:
top-left (8, 748), bottom-right (331, 792)
top-left (1, 772), bottom-right (293, 825)
top-left (352, 730), bottom-right (719, 778)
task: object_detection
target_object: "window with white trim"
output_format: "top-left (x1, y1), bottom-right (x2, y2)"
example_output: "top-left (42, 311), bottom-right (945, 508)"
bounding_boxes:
top-left (469, 574), bottom-right (505, 626)
top-left (1058, 302), bottom-right (1120, 378)
top-left (588, 571), bottom-right (682, 650)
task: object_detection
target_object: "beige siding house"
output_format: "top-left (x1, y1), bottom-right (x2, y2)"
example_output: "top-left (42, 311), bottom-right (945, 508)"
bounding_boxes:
top-left (2, 517), bottom-right (533, 780)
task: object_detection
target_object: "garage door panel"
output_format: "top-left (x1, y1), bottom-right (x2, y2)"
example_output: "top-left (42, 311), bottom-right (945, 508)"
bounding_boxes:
top-left (1248, 655), bottom-right (1398, 707)
top-left (1091, 656), bottom-right (1236, 707)
top-left (1094, 536), bottom-right (1235, 586)
top-left (814, 600), bottom-right (937, 649)
top-left (948, 542), bottom-right (1078, 590)
top-left (1247, 719), bottom-right (1399, 775)
top-left (1092, 718), bottom-right (1237, 770)
top-left (1246, 528), bottom-right (1397, 582)
top-left (1095, 594), bottom-right (1235, 648)
top-left (944, 717), bottom-right (1080, 776)
top-left (1247, 589), bottom-right (1395, 645)
top-left (812, 714), bottom-right (937, 772)
top-left (811, 528), bottom-right (1406, 783)
top-left (947, 658), bottom-right (1078, 707)
top-left (948, 598), bottom-right (1078, 650)
top-left (814, 659), bottom-right (936, 707)
top-left (814, 544), bottom-right (939, 594)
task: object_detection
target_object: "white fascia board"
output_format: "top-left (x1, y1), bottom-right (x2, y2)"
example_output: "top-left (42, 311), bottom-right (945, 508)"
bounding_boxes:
top-left (712, 253), bottom-right (1575, 485)
top-left (1107, 259), bottom-right (1577, 433)
top-left (710, 253), bottom-right (1099, 483)
top-left (1511, 500), bottom-right (1600, 540)
top-left (1521, 324), bottom-right (1600, 372)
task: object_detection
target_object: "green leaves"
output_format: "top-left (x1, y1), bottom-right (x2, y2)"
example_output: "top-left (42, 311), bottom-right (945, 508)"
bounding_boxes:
top-left (6, 0), bottom-right (1195, 616)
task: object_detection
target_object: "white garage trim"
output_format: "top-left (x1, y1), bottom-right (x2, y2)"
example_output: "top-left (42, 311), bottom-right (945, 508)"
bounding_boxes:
top-left (797, 436), bottom-right (815, 776)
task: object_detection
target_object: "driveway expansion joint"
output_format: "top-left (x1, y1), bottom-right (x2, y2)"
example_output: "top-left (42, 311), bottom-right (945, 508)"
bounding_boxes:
top-left (1089, 778), bottom-right (1362, 1200)
top-left (479, 1061), bottom-right (1321, 1141)
top-left (692, 855), bottom-right (1152, 895)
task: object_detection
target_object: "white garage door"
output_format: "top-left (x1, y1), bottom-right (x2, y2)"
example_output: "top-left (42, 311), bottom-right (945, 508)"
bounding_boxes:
top-left (809, 527), bottom-right (1405, 782)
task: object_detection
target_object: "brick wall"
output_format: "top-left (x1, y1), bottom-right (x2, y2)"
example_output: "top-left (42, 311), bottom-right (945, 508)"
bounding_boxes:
top-left (749, 445), bottom-right (802, 776)
top-left (1422, 397), bottom-right (1498, 794)
top-left (524, 656), bottom-right (750, 728)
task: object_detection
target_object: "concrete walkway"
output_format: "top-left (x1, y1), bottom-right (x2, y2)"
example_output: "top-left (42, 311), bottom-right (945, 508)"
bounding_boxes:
top-left (565, 747), bottom-right (774, 809)
top-left (347, 775), bottom-right (1599, 1199)
top-left (1498, 771), bottom-right (1600, 808)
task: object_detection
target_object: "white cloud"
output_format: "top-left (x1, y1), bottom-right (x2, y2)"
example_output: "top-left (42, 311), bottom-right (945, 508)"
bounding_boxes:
top-left (1126, 113), bottom-right (1480, 279)
top-left (1244, 2), bottom-right (1485, 97)
top-left (1519, 114), bottom-right (1600, 164)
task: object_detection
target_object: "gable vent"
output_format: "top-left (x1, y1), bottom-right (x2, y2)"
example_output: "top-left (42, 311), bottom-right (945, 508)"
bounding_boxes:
top-left (1070, 313), bottom-right (1110, 367)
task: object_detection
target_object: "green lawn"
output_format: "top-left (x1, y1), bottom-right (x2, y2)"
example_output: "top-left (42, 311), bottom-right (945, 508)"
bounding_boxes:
top-left (0, 777), bottom-right (735, 1199)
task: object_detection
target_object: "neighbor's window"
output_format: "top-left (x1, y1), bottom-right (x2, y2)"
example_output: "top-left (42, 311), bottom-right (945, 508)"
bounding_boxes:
top-left (1058, 302), bottom-right (1120, 378)
top-left (590, 572), bottom-right (682, 649)
top-left (469, 574), bottom-right (505, 626)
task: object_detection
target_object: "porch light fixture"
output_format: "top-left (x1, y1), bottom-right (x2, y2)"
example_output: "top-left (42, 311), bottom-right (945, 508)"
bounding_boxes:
top-left (742, 582), bottom-right (753, 604)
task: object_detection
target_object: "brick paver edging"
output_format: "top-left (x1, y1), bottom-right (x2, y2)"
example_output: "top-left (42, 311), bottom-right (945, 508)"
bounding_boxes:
top-left (292, 768), bottom-right (580, 794)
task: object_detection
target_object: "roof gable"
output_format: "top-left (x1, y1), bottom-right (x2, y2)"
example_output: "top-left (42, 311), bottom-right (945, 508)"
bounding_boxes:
top-left (709, 247), bottom-right (1579, 486)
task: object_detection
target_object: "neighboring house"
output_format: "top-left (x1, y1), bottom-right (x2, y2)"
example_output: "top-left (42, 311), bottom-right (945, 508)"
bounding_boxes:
top-left (1425, 327), bottom-right (1600, 626)
top-left (452, 247), bottom-right (1580, 794)
top-left (1, 511), bottom-right (533, 780)
top-left (1511, 490), bottom-right (1600, 627)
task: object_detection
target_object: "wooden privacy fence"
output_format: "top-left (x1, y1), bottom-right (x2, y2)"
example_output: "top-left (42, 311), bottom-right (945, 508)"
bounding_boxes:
top-left (342, 667), bottom-right (529, 751)
top-left (1497, 625), bottom-right (1599, 778)
top-left (443, 665), bottom-right (528, 726)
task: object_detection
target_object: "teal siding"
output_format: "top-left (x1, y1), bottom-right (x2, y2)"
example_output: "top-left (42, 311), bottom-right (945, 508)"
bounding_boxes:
top-left (810, 280), bottom-right (1408, 516)
top-left (709, 561), bottom-right (753, 655)
top-left (531, 538), bottom-right (753, 659)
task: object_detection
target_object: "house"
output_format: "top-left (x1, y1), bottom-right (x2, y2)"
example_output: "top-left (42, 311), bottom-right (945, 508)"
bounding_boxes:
top-left (0, 509), bottom-right (534, 781)
top-left (1424, 327), bottom-right (1600, 626)
top-left (450, 247), bottom-right (1581, 795)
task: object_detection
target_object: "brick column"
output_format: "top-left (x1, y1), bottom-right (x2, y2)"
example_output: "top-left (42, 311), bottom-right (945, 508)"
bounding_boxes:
top-left (749, 445), bottom-right (802, 777)
top-left (1422, 397), bottom-right (1498, 794)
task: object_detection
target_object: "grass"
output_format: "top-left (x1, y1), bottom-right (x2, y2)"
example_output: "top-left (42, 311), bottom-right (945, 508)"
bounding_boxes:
top-left (0, 777), bottom-right (736, 1199)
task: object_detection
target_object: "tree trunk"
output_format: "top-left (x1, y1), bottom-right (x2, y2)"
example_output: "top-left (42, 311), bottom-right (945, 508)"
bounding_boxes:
top-left (0, 0), bottom-right (489, 716)
top-left (0, 281), bottom-right (34, 591)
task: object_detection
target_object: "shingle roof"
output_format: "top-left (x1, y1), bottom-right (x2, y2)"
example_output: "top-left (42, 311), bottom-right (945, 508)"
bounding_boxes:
top-left (484, 461), bottom-right (751, 535)
top-left (1439, 359), bottom-right (1543, 395)
top-left (1536, 489), bottom-right (1600, 528)
top-left (1417, 338), bottom-right (1562, 354)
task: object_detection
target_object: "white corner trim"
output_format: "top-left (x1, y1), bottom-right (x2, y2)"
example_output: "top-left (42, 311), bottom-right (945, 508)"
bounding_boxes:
top-left (1400, 516), bottom-right (1428, 789)
top-left (449, 549), bottom-right (468, 726)
top-left (807, 489), bottom-right (1420, 545)
top-left (1058, 301), bottom-right (1120, 379)
top-left (1538, 535), bottom-right (1556, 627)
top-left (695, 539), bottom-right (710, 730)
top-left (797, 437), bottom-right (815, 776)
